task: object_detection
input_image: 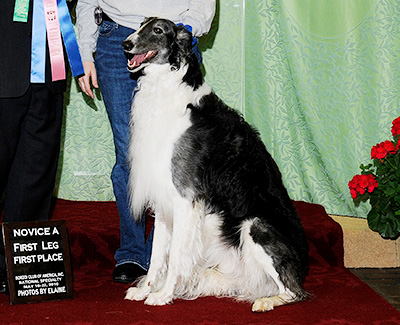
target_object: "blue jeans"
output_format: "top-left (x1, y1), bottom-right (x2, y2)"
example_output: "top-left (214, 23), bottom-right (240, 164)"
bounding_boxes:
top-left (96, 21), bottom-right (152, 270)
top-left (95, 20), bottom-right (202, 270)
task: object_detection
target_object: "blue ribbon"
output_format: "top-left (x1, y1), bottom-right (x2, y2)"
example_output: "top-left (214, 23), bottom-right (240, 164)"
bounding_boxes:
top-left (30, 0), bottom-right (46, 83)
top-left (30, 0), bottom-right (84, 83)
top-left (57, 0), bottom-right (84, 78)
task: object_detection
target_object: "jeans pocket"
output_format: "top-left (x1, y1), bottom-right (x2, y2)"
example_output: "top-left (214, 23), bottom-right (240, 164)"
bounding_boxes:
top-left (99, 21), bottom-right (118, 37)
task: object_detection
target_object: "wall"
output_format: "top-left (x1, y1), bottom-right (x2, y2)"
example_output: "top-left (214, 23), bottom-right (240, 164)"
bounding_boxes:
top-left (57, 0), bottom-right (400, 218)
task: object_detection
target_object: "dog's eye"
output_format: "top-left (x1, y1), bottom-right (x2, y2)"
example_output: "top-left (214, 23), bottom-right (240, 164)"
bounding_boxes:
top-left (154, 27), bottom-right (163, 34)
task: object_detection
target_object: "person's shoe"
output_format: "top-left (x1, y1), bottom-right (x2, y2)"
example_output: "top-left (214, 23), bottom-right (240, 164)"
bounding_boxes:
top-left (112, 263), bottom-right (147, 284)
top-left (0, 268), bottom-right (7, 294)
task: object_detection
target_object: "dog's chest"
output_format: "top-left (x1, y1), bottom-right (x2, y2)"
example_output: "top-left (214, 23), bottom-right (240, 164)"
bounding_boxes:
top-left (132, 71), bottom-right (192, 151)
top-left (130, 67), bottom-right (193, 198)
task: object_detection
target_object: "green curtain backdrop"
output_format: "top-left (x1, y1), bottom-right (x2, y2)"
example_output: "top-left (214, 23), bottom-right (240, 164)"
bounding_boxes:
top-left (56, 0), bottom-right (400, 218)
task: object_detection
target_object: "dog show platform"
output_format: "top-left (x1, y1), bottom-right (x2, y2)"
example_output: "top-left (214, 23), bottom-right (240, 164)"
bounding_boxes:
top-left (1, 199), bottom-right (399, 323)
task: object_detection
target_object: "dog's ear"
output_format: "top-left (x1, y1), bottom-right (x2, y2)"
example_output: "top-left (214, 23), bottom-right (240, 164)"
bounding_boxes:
top-left (169, 25), bottom-right (193, 70)
top-left (176, 25), bottom-right (193, 52)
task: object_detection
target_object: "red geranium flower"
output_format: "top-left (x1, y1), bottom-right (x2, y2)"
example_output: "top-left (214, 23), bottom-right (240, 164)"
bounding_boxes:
top-left (349, 116), bottom-right (400, 239)
top-left (371, 140), bottom-right (396, 160)
top-left (348, 174), bottom-right (378, 199)
top-left (391, 116), bottom-right (400, 137)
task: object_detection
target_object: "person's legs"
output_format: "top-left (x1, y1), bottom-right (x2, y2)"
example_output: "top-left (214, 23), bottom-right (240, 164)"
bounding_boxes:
top-left (0, 92), bottom-right (27, 291)
top-left (3, 85), bottom-right (63, 222)
top-left (0, 91), bottom-right (30, 207)
top-left (95, 21), bottom-right (153, 279)
top-left (0, 84), bottom-right (63, 291)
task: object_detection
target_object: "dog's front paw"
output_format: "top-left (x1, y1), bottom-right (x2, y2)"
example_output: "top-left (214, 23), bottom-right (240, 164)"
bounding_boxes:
top-left (252, 293), bottom-right (292, 312)
top-left (125, 286), bottom-right (151, 301)
top-left (252, 298), bottom-right (275, 312)
top-left (144, 291), bottom-right (173, 306)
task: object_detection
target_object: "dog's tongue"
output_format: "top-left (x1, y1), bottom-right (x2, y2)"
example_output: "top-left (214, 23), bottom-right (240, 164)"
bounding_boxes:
top-left (129, 53), bottom-right (147, 68)
top-left (128, 51), bottom-right (156, 68)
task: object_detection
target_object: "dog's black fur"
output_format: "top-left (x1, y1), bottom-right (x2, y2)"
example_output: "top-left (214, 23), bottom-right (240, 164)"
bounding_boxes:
top-left (174, 92), bottom-right (309, 292)
top-left (123, 18), bottom-right (309, 311)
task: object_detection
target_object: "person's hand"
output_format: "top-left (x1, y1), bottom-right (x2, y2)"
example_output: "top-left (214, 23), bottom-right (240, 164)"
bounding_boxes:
top-left (78, 61), bottom-right (98, 99)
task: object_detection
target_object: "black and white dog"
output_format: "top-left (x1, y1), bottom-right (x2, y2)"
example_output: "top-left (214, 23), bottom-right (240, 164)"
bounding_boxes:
top-left (122, 18), bottom-right (308, 312)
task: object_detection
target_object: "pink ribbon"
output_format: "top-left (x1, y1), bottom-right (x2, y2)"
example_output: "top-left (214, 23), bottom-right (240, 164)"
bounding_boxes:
top-left (42, 0), bottom-right (65, 81)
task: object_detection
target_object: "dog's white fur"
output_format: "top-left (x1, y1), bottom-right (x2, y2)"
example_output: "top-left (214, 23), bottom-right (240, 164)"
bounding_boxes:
top-left (129, 64), bottom-right (211, 220)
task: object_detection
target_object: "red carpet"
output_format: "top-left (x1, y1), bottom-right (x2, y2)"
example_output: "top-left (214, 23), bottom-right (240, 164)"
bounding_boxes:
top-left (1, 200), bottom-right (399, 324)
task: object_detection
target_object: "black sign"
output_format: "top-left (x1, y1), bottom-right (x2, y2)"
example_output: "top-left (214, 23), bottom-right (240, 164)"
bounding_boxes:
top-left (2, 220), bottom-right (74, 304)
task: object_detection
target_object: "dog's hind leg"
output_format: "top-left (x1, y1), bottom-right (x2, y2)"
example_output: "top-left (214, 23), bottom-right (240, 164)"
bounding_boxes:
top-left (144, 197), bottom-right (204, 305)
top-left (125, 216), bottom-right (171, 301)
top-left (240, 218), bottom-right (306, 312)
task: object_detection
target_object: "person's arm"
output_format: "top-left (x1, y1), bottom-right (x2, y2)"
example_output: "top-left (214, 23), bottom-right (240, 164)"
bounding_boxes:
top-left (76, 0), bottom-right (99, 98)
top-left (180, 0), bottom-right (216, 37)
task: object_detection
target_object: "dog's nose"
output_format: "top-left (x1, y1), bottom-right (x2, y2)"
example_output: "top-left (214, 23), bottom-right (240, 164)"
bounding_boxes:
top-left (122, 40), bottom-right (133, 51)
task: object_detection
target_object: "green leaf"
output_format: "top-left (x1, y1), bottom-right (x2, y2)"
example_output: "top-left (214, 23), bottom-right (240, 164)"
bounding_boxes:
top-left (367, 209), bottom-right (400, 239)
top-left (367, 208), bottom-right (380, 230)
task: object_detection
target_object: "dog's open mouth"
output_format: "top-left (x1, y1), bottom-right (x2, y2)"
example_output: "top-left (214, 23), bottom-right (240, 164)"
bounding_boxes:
top-left (127, 50), bottom-right (158, 69)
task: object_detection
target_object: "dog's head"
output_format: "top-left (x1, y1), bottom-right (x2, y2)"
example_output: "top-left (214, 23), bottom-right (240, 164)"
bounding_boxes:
top-left (122, 18), bottom-right (193, 73)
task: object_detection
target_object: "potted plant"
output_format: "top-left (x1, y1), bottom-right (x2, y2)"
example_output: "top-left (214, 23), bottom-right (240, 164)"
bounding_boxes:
top-left (348, 116), bottom-right (400, 239)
